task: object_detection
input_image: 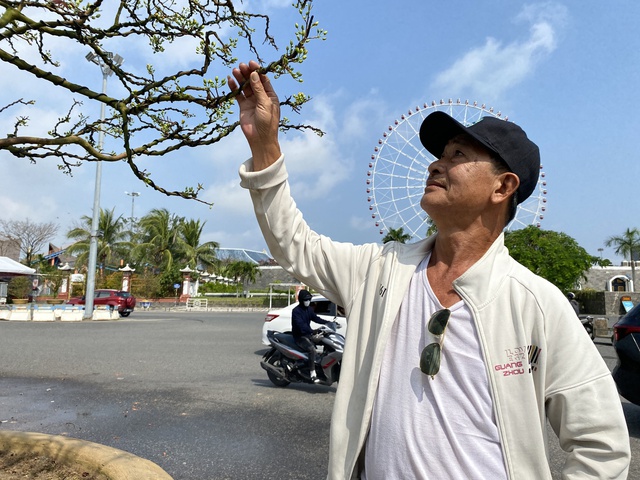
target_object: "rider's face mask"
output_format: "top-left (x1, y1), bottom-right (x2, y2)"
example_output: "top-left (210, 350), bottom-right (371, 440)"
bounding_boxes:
top-left (303, 300), bottom-right (311, 307)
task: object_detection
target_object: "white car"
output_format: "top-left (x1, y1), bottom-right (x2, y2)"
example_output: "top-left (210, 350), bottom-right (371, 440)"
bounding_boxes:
top-left (261, 295), bottom-right (347, 345)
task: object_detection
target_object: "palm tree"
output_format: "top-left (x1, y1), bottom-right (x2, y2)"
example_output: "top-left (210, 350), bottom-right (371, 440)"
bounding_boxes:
top-left (605, 227), bottom-right (640, 291)
top-left (177, 219), bottom-right (219, 270)
top-left (382, 227), bottom-right (411, 244)
top-left (66, 208), bottom-right (128, 275)
top-left (137, 208), bottom-right (184, 270)
top-left (226, 261), bottom-right (261, 295)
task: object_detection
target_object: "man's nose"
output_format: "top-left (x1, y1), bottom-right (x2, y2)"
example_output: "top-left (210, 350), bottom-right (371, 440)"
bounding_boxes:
top-left (428, 157), bottom-right (444, 175)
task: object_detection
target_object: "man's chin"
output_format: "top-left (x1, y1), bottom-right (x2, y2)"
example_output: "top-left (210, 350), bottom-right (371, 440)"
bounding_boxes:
top-left (420, 197), bottom-right (437, 214)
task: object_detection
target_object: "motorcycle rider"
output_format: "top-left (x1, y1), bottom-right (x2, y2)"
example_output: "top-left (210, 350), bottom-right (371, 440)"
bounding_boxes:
top-left (568, 292), bottom-right (580, 316)
top-left (292, 289), bottom-right (329, 383)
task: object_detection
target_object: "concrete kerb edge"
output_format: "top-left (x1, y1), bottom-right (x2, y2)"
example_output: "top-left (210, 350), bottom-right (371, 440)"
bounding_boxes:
top-left (0, 430), bottom-right (173, 479)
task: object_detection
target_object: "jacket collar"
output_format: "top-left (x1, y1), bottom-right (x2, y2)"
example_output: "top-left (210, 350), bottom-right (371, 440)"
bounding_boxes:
top-left (389, 232), bottom-right (510, 308)
top-left (400, 234), bottom-right (436, 263)
top-left (452, 232), bottom-right (511, 308)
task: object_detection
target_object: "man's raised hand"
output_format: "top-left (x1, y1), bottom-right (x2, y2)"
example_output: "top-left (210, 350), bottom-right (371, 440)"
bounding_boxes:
top-left (229, 61), bottom-right (282, 170)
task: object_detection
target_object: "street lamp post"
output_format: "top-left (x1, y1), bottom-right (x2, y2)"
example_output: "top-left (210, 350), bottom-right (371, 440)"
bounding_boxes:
top-left (84, 51), bottom-right (124, 320)
top-left (124, 191), bottom-right (140, 241)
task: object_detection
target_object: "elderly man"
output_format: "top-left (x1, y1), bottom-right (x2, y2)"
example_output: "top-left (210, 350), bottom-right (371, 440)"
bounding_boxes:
top-left (230, 61), bottom-right (630, 480)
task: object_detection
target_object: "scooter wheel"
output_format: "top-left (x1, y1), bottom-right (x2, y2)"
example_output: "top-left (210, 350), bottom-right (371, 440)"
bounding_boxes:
top-left (266, 352), bottom-right (291, 388)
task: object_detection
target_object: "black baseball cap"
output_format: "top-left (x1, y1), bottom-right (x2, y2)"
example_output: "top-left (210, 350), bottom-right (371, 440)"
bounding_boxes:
top-left (419, 112), bottom-right (540, 203)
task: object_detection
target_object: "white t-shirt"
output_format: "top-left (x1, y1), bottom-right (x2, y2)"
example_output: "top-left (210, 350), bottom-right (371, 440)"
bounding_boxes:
top-left (363, 256), bottom-right (507, 479)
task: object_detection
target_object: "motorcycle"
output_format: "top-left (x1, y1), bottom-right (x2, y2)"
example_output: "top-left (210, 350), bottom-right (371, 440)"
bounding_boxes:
top-left (260, 321), bottom-right (345, 387)
top-left (580, 315), bottom-right (595, 340)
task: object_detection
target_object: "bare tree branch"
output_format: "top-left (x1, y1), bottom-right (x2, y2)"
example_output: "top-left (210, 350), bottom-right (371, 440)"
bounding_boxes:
top-left (0, 0), bottom-right (326, 204)
top-left (0, 218), bottom-right (59, 265)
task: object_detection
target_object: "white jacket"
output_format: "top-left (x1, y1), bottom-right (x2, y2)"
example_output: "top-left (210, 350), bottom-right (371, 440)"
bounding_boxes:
top-left (240, 156), bottom-right (630, 479)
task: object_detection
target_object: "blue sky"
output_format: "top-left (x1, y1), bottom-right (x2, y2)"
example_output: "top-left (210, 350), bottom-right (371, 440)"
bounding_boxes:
top-left (2, 1), bottom-right (640, 263)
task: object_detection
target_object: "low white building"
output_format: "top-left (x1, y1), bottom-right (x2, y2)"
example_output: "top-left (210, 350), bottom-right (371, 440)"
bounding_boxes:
top-left (581, 263), bottom-right (640, 292)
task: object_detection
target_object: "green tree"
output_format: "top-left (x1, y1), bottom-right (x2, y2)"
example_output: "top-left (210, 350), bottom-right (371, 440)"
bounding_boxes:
top-left (0, 1), bottom-right (324, 203)
top-left (66, 207), bottom-right (128, 275)
top-left (605, 228), bottom-right (640, 290)
top-left (134, 269), bottom-right (163, 300)
top-left (157, 264), bottom-right (182, 298)
top-left (218, 260), bottom-right (262, 294)
top-left (36, 257), bottom-right (67, 298)
top-left (425, 218), bottom-right (438, 238)
top-left (505, 226), bottom-right (594, 292)
top-left (225, 261), bottom-right (261, 295)
top-left (176, 219), bottom-right (219, 270)
top-left (137, 208), bottom-right (184, 270)
top-left (7, 276), bottom-right (30, 300)
top-left (382, 227), bottom-right (411, 244)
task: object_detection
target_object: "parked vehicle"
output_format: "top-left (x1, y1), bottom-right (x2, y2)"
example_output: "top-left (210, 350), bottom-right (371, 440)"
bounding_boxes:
top-left (580, 315), bottom-right (614, 342)
top-left (261, 294), bottom-right (346, 345)
top-left (612, 304), bottom-right (640, 405)
top-left (260, 321), bottom-right (345, 387)
top-left (68, 289), bottom-right (136, 317)
top-left (580, 315), bottom-right (594, 340)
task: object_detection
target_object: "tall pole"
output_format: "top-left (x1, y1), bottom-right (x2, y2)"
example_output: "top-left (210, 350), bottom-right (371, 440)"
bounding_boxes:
top-left (84, 51), bottom-right (123, 319)
top-left (125, 191), bottom-right (140, 241)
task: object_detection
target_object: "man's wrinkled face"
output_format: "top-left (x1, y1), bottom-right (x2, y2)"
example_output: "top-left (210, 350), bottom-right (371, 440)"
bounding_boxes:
top-left (420, 133), bottom-right (503, 220)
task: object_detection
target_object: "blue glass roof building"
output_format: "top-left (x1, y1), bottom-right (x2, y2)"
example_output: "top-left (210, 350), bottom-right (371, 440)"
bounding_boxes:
top-left (215, 248), bottom-right (274, 265)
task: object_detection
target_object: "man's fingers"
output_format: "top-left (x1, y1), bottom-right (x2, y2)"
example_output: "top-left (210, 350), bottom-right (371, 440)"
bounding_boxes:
top-left (238, 62), bottom-right (254, 77)
top-left (240, 61), bottom-right (264, 95)
top-left (249, 71), bottom-right (265, 96)
top-left (227, 76), bottom-right (246, 108)
top-left (231, 66), bottom-right (245, 85)
top-left (230, 61), bottom-right (269, 105)
top-left (259, 73), bottom-right (275, 96)
top-left (227, 75), bottom-right (238, 92)
top-left (231, 64), bottom-right (254, 98)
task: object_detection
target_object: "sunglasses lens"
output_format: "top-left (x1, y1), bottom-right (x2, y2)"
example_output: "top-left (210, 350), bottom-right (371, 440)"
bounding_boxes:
top-left (428, 309), bottom-right (450, 336)
top-left (420, 343), bottom-right (441, 376)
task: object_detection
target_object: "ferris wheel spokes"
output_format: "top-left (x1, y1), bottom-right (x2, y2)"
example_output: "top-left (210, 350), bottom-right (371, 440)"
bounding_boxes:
top-left (367, 100), bottom-right (547, 239)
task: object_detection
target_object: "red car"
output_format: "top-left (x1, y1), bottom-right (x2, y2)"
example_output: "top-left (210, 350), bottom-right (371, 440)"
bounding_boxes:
top-left (68, 289), bottom-right (136, 317)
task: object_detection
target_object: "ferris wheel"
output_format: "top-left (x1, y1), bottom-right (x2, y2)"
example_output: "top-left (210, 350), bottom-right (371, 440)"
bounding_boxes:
top-left (366, 99), bottom-right (547, 240)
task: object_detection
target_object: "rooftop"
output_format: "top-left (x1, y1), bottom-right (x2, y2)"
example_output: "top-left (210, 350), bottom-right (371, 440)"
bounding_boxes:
top-left (216, 248), bottom-right (274, 265)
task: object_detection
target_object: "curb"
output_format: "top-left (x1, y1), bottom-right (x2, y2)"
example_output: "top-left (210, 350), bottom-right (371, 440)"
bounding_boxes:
top-left (0, 306), bottom-right (270, 322)
top-left (0, 430), bottom-right (173, 479)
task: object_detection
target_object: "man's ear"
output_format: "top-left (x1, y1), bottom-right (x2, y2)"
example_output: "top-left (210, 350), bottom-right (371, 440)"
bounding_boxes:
top-left (492, 172), bottom-right (519, 204)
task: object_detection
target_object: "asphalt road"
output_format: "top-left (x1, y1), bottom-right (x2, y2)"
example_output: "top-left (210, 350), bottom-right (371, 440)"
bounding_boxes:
top-left (0, 311), bottom-right (638, 479)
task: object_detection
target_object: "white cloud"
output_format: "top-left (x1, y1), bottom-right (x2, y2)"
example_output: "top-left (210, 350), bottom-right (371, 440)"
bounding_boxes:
top-left (247, 0), bottom-right (294, 9)
top-left (431, 3), bottom-right (567, 102)
top-left (516, 2), bottom-right (568, 27)
top-left (281, 96), bottom-right (352, 200)
top-left (203, 178), bottom-right (254, 215)
top-left (0, 152), bottom-right (87, 229)
top-left (198, 170), bottom-right (264, 250)
top-left (207, 226), bottom-right (265, 250)
top-left (0, 193), bottom-right (31, 220)
top-left (341, 91), bottom-right (387, 141)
